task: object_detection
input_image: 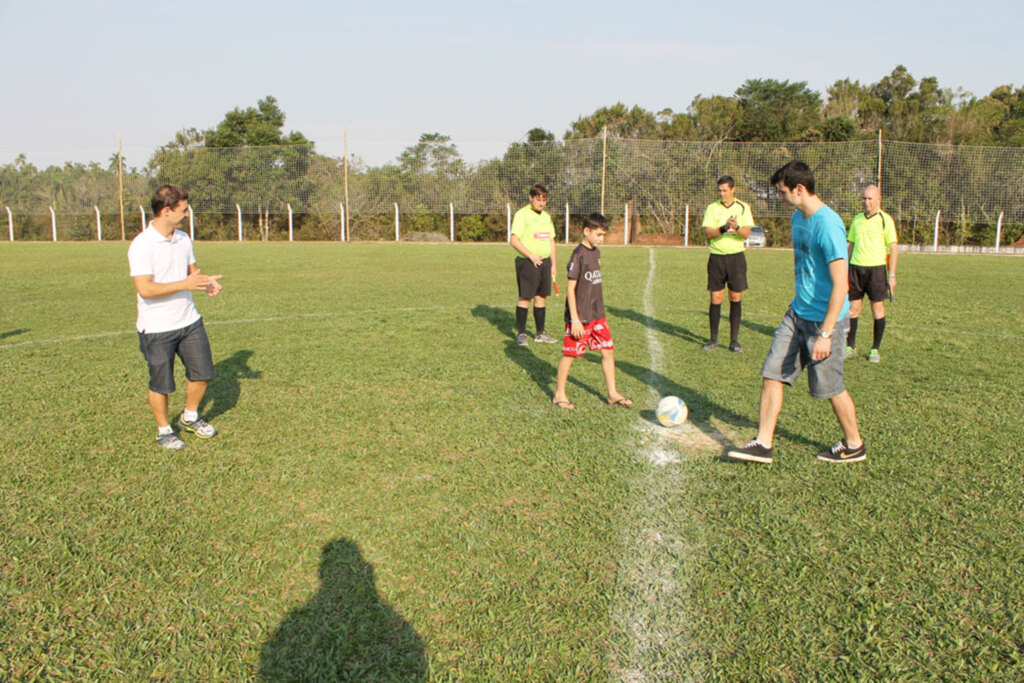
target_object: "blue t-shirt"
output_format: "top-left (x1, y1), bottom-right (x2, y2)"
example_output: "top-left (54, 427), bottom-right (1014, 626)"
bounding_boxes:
top-left (790, 204), bottom-right (850, 322)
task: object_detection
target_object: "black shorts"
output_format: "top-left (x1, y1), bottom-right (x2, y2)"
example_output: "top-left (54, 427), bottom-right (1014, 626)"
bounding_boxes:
top-left (515, 257), bottom-right (552, 299)
top-left (849, 264), bottom-right (888, 302)
top-left (707, 252), bottom-right (748, 292)
top-left (138, 319), bottom-right (215, 394)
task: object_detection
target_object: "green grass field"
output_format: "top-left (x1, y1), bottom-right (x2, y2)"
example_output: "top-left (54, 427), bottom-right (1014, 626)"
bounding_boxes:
top-left (1, 242), bottom-right (1022, 680)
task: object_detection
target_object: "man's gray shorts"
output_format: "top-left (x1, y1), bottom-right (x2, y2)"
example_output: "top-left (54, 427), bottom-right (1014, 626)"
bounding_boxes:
top-left (138, 319), bottom-right (214, 395)
top-left (760, 307), bottom-right (849, 399)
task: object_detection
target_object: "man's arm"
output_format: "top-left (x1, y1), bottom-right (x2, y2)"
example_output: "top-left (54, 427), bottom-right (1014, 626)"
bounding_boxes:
top-left (510, 234), bottom-right (543, 266)
top-left (132, 264), bottom-right (220, 299)
top-left (811, 258), bottom-right (850, 360)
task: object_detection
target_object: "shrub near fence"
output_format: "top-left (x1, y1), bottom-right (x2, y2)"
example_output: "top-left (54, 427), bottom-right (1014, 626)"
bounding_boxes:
top-left (2, 139), bottom-right (1022, 246)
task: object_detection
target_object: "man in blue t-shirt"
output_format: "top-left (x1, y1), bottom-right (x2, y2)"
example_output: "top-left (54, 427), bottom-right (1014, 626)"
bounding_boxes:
top-left (727, 161), bottom-right (865, 465)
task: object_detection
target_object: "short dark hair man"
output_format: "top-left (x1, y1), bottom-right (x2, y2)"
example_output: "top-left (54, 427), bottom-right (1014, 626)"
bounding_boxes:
top-left (846, 184), bottom-right (898, 363)
top-left (701, 175), bottom-right (754, 353)
top-left (510, 184), bottom-right (558, 346)
top-left (727, 162), bottom-right (865, 464)
top-left (128, 185), bottom-right (223, 450)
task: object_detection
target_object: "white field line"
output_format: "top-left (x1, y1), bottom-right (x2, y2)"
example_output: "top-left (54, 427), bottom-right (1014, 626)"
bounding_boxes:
top-left (610, 249), bottom-right (700, 682)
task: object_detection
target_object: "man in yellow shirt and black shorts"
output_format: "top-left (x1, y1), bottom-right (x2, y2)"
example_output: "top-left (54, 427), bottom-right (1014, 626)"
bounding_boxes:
top-left (846, 184), bottom-right (898, 363)
top-left (510, 184), bottom-right (558, 346)
top-left (701, 175), bottom-right (754, 353)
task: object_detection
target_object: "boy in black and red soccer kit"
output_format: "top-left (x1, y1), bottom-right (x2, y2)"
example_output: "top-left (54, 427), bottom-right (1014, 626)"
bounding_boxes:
top-left (551, 213), bottom-right (633, 410)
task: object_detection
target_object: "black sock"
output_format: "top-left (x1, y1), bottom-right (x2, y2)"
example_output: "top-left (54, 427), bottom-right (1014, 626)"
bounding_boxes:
top-left (729, 301), bottom-right (742, 344)
top-left (872, 317), bottom-right (886, 350)
top-left (708, 303), bottom-right (721, 341)
top-left (534, 306), bottom-right (546, 335)
top-left (848, 317), bottom-right (859, 348)
top-left (516, 306), bottom-right (528, 335)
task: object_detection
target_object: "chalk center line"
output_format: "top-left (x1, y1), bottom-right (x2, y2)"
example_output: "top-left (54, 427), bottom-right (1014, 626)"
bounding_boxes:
top-left (610, 248), bottom-right (713, 682)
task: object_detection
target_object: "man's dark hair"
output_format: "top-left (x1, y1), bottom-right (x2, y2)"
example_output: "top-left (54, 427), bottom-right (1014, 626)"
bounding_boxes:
top-left (716, 175), bottom-right (735, 188)
top-left (529, 184), bottom-right (549, 198)
top-left (583, 213), bottom-right (608, 230)
top-left (152, 185), bottom-right (189, 215)
top-left (769, 161), bottom-right (815, 195)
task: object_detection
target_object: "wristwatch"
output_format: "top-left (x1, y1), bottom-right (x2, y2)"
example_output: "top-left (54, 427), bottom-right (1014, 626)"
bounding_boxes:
top-left (819, 329), bottom-right (833, 339)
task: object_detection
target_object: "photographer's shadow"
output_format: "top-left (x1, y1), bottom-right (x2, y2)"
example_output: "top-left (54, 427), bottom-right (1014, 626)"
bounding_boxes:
top-left (259, 538), bottom-right (428, 681)
top-left (199, 349), bottom-right (260, 422)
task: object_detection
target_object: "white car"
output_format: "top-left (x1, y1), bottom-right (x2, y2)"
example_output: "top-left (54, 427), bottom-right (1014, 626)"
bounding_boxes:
top-left (744, 225), bottom-right (766, 248)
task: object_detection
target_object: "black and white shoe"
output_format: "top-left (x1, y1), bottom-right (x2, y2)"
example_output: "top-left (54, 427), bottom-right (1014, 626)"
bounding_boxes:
top-left (816, 439), bottom-right (866, 463)
top-left (726, 439), bottom-right (773, 464)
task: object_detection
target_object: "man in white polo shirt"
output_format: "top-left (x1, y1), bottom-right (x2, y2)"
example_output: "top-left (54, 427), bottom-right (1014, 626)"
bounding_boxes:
top-left (128, 185), bottom-right (223, 450)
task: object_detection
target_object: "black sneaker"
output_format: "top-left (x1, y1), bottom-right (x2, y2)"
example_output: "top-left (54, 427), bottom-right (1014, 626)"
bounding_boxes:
top-left (702, 340), bottom-right (718, 352)
top-left (729, 341), bottom-right (743, 353)
top-left (816, 439), bottom-right (866, 463)
top-left (726, 439), bottom-right (773, 464)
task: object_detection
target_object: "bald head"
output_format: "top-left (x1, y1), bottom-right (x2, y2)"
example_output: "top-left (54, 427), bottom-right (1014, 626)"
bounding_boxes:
top-left (861, 184), bottom-right (881, 215)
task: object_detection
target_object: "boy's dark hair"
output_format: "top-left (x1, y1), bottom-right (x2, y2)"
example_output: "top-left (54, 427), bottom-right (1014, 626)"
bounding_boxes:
top-left (583, 213), bottom-right (608, 230)
top-left (152, 185), bottom-right (189, 215)
top-left (529, 184), bottom-right (549, 198)
top-left (770, 161), bottom-right (815, 195)
top-left (716, 175), bottom-right (735, 188)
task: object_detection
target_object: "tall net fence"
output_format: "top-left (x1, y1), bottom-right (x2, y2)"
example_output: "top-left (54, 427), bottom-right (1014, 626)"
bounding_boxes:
top-left (2, 138), bottom-right (1022, 244)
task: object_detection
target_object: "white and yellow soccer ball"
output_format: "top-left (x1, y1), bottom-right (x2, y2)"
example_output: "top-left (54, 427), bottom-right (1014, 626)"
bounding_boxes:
top-left (656, 396), bottom-right (688, 427)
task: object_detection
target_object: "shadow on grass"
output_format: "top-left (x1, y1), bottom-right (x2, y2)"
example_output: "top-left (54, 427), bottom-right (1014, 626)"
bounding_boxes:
top-left (199, 349), bottom-right (261, 422)
top-left (605, 306), bottom-right (703, 345)
top-left (471, 304), bottom-right (604, 404)
top-left (0, 328), bottom-right (29, 341)
top-left (612, 358), bottom-right (819, 456)
top-left (259, 538), bottom-right (427, 681)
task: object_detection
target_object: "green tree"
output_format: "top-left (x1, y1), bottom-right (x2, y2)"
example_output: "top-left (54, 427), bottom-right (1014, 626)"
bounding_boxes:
top-left (734, 79), bottom-right (822, 141)
top-left (564, 103), bottom-right (660, 139)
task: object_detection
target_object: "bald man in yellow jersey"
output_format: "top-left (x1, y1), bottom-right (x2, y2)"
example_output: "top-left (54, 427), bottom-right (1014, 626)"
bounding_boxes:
top-left (846, 184), bottom-right (898, 363)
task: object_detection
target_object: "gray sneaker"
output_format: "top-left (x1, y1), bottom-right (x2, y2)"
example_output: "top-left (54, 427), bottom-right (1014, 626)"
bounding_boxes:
top-left (156, 432), bottom-right (186, 450)
top-left (534, 331), bottom-right (558, 344)
top-left (515, 333), bottom-right (529, 346)
top-left (178, 413), bottom-right (217, 439)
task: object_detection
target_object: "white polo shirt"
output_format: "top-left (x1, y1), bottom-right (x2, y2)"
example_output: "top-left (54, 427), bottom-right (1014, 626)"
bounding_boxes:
top-left (127, 224), bottom-right (201, 333)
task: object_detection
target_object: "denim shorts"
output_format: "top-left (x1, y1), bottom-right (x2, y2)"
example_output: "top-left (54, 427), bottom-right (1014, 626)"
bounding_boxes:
top-left (760, 307), bottom-right (849, 399)
top-left (138, 319), bottom-right (214, 394)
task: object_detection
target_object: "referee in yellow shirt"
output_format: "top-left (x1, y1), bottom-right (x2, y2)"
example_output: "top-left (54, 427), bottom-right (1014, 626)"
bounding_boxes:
top-left (846, 184), bottom-right (898, 363)
top-left (701, 175), bottom-right (754, 353)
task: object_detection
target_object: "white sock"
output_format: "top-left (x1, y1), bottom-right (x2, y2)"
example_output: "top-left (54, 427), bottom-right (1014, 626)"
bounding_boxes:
top-left (158, 425), bottom-right (174, 436)
top-left (183, 409), bottom-right (199, 422)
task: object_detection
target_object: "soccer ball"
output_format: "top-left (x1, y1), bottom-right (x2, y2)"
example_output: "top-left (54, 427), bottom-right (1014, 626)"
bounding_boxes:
top-left (656, 396), bottom-right (688, 427)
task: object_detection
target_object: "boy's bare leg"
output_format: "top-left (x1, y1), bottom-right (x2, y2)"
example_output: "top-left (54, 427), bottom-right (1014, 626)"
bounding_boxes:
top-left (552, 356), bottom-right (575, 408)
top-left (602, 349), bottom-right (632, 406)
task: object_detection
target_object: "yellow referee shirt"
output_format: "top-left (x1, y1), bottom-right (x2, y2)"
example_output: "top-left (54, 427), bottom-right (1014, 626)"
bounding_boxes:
top-left (702, 199), bottom-right (754, 255)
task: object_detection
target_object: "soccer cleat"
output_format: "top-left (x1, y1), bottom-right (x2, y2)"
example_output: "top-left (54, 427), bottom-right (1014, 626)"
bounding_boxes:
top-left (156, 432), bottom-right (186, 450)
top-left (702, 340), bottom-right (718, 352)
top-left (816, 439), bottom-right (866, 463)
top-left (726, 439), bottom-right (773, 464)
top-left (534, 331), bottom-right (558, 344)
top-left (515, 333), bottom-right (529, 346)
top-left (867, 349), bottom-right (880, 363)
top-left (844, 345), bottom-right (856, 359)
top-left (728, 341), bottom-right (743, 354)
top-left (178, 413), bottom-right (217, 439)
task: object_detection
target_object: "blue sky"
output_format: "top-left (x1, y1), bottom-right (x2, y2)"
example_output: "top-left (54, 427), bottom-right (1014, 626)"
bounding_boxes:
top-left (2, 0), bottom-right (1021, 170)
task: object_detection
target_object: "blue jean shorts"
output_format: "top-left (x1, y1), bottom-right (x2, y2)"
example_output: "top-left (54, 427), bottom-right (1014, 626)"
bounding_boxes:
top-left (760, 307), bottom-right (849, 399)
top-left (138, 319), bottom-right (215, 394)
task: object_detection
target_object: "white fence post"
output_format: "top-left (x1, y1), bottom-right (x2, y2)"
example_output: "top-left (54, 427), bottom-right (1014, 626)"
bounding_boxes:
top-left (995, 212), bottom-right (1004, 252)
top-left (139, 205), bottom-right (146, 234)
top-left (394, 203), bottom-right (400, 242)
top-left (340, 203), bottom-right (346, 242)
top-left (95, 206), bottom-right (102, 241)
top-left (624, 203), bottom-right (630, 245)
top-left (287, 204), bottom-right (294, 242)
top-left (933, 210), bottom-right (941, 249)
top-left (506, 203), bottom-right (511, 242)
top-left (450, 203), bottom-right (454, 242)
top-left (50, 206), bottom-right (57, 242)
top-left (236, 205), bottom-right (243, 242)
top-left (188, 206), bottom-right (195, 240)
top-left (565, 203), bottom-right (570, 244)
top-left (684, 204), bottom-right (689, 247)
top-left (5, 206), bottom-right (12, 241)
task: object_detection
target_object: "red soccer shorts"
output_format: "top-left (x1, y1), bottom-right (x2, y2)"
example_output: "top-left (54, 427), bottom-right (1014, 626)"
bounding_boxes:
top-left (562, 317), bottom-right (614, 357)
